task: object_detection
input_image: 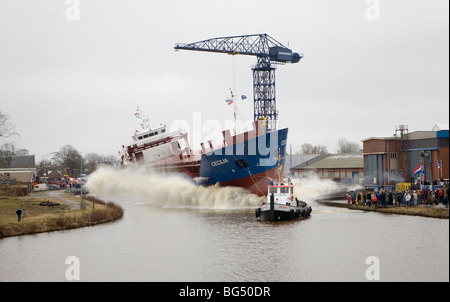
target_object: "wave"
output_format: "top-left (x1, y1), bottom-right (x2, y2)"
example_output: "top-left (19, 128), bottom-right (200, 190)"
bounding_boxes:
top-left (85, 166), bottom-right (265, 209)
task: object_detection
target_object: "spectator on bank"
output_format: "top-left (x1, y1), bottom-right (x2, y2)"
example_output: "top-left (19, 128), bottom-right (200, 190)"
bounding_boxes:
top-left (429, 190), bottom-right (435, 204)
top-left (437, 189), bottom-right (444, 204)
top-left (347, 193), bottom-right (352, 205)
top-left (381, 190), bottom-right (386, 206)
top-left (405, 192), bottom-right (412, 206)
top-left (413, 190), bottom-right (418, 205)
top-left (420, 188), bottom-right (427, 204)
top-left (16, 207), bottom-right (23, 222)
top-left (372, 195), bottom-right (378, 208)
top-left (398, 191), bottom-right (404, 206)
top-left (365, 191), bottom-right (371, 206)
top-left (444, 193), bottom-right (448, 209)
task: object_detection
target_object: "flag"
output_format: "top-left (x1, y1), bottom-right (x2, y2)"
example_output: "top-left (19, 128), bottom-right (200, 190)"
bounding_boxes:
top-left (225, 98), bottom-right (233, 106)
top-left (413, 164), bottom-right (423, 176)
top-left (437, 161), bottom-right (442, 169)
top-left (241, 95), bottom-right (247, 100)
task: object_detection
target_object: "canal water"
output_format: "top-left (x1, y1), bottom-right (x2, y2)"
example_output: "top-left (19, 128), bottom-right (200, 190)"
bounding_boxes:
top-left (0, 168), bottom-right (448, 282)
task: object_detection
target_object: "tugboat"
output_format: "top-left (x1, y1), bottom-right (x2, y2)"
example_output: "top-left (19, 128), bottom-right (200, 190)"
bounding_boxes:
top-left (255, 179), bottom-right (312, 222)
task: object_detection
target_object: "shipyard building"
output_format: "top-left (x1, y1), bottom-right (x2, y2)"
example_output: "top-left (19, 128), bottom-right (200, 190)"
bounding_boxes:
top-left (362, 124), bottom-right (449, 188)
top-left (290, 124), bottom-right (449, 188)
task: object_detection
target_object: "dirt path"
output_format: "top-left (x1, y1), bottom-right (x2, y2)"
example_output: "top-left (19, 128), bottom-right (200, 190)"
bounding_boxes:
top-left (29, 190), bottom-right (91, 210)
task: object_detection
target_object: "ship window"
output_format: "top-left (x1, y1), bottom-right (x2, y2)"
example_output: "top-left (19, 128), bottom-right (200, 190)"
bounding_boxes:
top-left (280, 187), bottom-right (290, 194)
top-left (234, 159), bottom-right (249, 169)
top-left (149, 132), bottom-right (154, 137)
top-left (161, 129), bottom-right (166, 133)
top-left (269, 187), bottom-right (277, 194)
top-left (143, 134), bottom-right (149, 138)
top-left (138, 136), bottom-right (143, 140)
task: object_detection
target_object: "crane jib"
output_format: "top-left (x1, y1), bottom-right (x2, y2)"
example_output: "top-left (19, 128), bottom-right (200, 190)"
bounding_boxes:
top-left (174, 33), bottom-right (302, 132)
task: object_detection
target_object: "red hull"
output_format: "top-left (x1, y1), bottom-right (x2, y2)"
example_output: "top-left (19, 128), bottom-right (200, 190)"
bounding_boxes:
top-left (149, 162), bottom-right (281, 197)
top-left (217, 164), bottom-right (282, 196)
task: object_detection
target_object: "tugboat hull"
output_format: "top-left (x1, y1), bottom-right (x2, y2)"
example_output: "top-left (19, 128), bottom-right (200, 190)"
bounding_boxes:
top-left (256, 204), bottom-right (312, 222)
top-left (255, 193), bottom-right (312, 222)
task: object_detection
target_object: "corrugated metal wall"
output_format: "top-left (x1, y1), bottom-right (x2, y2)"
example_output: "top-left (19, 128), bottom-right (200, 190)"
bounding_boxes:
top-left (364, 154), bottom-right (383, 186)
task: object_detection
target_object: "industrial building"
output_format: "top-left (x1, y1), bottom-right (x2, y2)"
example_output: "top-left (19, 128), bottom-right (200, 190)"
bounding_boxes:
top-left (290, 153), bottom-right (364, 184)
top-left (362, 124), bottom-right (449, 187)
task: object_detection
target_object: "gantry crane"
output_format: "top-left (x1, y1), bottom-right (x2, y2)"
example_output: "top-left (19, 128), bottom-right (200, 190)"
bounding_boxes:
top-left (174, 33), bottom-right (302, 132)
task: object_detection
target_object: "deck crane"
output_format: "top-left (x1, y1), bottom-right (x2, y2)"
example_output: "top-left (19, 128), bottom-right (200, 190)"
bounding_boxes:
top-left (174, 33), bottom-right (302, 132)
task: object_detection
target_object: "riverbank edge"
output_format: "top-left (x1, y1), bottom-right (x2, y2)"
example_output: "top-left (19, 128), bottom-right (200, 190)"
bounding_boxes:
top-left (0, 194), bottom-right (124, 239)
top-left (318, 200), bottom-right (449, 219)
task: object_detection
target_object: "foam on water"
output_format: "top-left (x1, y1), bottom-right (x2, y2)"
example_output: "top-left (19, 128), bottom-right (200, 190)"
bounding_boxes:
top-left (86, 166), bottom-right (265, 209)
top-left (291, 174), bottom-right (342, 203)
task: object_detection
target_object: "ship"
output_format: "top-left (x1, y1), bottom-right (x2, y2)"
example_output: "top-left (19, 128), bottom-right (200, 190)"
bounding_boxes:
top-left (120, 107), bottom-right (288, 196)
top-left (255, 179), bottom-right (312, 222)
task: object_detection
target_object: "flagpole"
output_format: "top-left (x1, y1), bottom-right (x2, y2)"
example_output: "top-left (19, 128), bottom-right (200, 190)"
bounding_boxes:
top-left (229, 88), bottom-right (237, 135)
top-left (232, 55), bottom-right (237, 135)
top-left (436, 161), bottom-right (439, 180)
top-left (233, 96), bottom-right (237, 135)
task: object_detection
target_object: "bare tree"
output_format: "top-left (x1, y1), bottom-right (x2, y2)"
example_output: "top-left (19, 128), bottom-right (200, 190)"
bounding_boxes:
top-left (313, 145), bottom-right (328, 154)
top-left (0, 142), bottom-right (29, 156)
top-left (84, 152), bottom-right (118, 174)
top-left (336, 138), bottom-right (361, 154)
top-left (0, 110), bottom-right (25, 156)
top-left (301, 143), bottom-right (328, 154)
top-left (0, 109), bottom-right (18, 141)
top-left (52, 145), bottom-right (85, 177)
top-left (301, 143), bottom-right (314, 154)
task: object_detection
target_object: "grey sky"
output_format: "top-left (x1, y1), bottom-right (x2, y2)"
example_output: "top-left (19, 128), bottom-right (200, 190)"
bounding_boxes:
top-left (1, 0), bottom-right (448, 163)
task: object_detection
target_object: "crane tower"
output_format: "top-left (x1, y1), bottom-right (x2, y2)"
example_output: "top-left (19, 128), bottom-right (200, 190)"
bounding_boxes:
top-left (174, 34), bottom-right (302, 132)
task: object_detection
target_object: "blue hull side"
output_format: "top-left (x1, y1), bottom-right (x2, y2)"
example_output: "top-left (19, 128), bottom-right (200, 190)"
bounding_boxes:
top-left (199, 128), bottom-right (288, 190)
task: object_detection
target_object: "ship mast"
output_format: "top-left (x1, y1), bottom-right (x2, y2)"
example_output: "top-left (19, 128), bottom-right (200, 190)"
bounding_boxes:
top-left (135, 106), bottom-right (150, 131)
top-left (229, 88), bottom-right (237, 135)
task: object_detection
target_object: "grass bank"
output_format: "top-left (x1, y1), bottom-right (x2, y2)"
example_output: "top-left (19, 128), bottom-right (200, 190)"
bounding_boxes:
top-left (319, 200), bottom-right (449, 219)
top-left (0, 193), bottom-right (124, 239)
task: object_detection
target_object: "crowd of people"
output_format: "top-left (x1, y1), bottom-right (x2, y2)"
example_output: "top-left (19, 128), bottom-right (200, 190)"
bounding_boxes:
top-left (347, 185), bottom-right (449, 209)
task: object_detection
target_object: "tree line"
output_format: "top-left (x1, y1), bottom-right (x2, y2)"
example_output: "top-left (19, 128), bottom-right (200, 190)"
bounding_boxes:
top-left (1, 109), bottom-right (117, 177)
top-left (40, 145), bottom-right (117, 177)
top-left (300, 138), bottom-right (361, 155)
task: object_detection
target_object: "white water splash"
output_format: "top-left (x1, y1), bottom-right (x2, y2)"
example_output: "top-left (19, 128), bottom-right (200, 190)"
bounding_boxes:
top-left (290, 173), bottom-right (362, 203)
top-left (86, 166), bottom-right (265, 209)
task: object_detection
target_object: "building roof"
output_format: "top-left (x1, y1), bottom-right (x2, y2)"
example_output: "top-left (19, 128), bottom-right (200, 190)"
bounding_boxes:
top-left (285, 154), bottom-right (322, 170)
top-left (361, 136), bottom-right (398, 142)
top-left (0, 155), bottom-right (36, 169)
top-left (432, 123), bottom-right (449, 131)
top-left (292, 153), bottom-right (363, 170)
top-left (406, 131), bottom-right (439, 140)
top-left (363, 125), bottom-right (450, 142)
top-left (291, 154), bottom-right (329, 170)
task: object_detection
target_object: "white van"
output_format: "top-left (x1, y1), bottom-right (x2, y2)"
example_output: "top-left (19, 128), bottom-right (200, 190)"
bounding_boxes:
top-left (33, 184), bottom-right (48, 192)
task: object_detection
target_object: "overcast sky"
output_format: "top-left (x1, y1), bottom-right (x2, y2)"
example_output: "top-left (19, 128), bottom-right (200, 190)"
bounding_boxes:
top-left (1, 0), bottom-right (448, 162)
